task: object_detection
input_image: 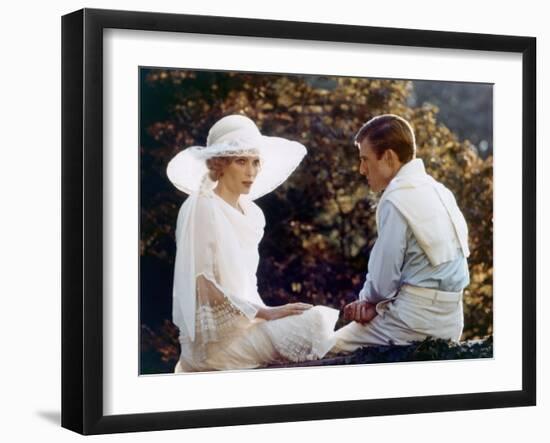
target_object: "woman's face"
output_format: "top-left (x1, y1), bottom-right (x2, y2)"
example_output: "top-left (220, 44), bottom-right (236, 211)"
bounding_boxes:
top-left (218, 156), bottom-right (261, 195)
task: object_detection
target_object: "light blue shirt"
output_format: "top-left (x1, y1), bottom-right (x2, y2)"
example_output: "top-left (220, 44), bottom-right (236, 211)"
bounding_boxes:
top-left (359, 200), bottom-right (470, 304)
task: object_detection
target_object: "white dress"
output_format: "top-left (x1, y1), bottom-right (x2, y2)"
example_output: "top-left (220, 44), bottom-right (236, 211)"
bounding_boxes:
top-left (172, 189), bottom-right (339, 372)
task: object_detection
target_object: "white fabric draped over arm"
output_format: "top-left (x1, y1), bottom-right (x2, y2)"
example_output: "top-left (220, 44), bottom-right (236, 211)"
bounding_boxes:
top-left (172, 192), bottom-right (260, 344)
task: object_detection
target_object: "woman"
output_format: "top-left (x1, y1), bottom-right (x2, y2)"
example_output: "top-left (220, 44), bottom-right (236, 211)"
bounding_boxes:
top-left (167, 114), bottom-right (338, 372)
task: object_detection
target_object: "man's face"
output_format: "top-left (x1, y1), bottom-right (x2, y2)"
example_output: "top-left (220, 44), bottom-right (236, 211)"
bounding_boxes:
top-left (358, 139), bottom-right (396, 192)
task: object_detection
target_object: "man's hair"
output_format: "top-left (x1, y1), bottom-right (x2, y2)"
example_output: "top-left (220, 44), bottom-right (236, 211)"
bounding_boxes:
top-left (354, 114), bottom-right (416, 163)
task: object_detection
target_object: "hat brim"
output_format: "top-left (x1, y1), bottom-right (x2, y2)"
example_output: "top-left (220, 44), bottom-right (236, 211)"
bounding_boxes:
top-left (167, 136), bottom-right (307, 200)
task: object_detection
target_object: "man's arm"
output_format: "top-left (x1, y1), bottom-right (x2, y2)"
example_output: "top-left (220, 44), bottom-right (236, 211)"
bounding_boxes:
top-left (358, 200), bottom-right (408, 304)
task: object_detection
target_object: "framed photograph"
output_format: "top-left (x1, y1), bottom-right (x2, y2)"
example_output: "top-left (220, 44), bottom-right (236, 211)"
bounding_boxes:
top-left (62, 8), bottom-right (536, 435)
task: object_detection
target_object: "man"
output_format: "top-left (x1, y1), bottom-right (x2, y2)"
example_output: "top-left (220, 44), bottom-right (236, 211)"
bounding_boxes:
top-left (332, 114), bottom-right (470, 353)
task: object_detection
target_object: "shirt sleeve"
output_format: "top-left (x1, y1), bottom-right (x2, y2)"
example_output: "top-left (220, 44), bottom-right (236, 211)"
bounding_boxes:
top-left (358, 200), bottom-right (408, 304)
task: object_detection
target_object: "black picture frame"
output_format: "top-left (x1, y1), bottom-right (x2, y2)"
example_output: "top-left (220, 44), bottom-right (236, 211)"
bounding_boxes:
top-left (61, 8), bottom-right (536, 435)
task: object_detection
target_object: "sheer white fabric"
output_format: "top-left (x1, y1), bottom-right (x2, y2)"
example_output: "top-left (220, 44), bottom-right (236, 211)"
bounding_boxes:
top-left (172, 188), bottom-right (339, 372)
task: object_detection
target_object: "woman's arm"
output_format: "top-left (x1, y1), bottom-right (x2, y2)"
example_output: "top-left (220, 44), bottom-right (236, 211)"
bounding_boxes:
top-left (256, 303), bottom-right (313, 321)
top-left (197, 274), bottom-right (312, 321)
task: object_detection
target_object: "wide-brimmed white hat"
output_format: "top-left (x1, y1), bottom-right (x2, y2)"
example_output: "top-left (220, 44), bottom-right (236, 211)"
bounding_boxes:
top-left (166, 114), bottom-right (307, 200)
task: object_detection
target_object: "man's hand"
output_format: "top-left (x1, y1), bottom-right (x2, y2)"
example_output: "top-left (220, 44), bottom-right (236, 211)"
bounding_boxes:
top-left (343, 300), bottom-right (378, 324)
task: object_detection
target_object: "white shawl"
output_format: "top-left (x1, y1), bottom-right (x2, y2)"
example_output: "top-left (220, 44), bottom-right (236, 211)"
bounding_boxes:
top-left (377, 158), bottom-right (470, 266)
top-left (172, 185), bottom-right (266, 342)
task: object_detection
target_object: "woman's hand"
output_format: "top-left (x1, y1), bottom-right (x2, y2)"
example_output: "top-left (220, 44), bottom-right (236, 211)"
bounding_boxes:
top-left (257, 303), bottom-right (313, 321)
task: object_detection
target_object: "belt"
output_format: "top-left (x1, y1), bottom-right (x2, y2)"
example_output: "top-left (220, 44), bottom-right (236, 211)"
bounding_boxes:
top-left (400, 284), bottom-right (463, 303)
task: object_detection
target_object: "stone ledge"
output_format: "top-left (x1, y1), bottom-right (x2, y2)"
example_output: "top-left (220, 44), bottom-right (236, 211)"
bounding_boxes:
top-left (266, 337), bottom-right (493, 368)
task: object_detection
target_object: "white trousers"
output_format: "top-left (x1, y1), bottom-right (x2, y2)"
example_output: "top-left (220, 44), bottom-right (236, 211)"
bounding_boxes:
top-left (331, 285), bottom-right (464, 354)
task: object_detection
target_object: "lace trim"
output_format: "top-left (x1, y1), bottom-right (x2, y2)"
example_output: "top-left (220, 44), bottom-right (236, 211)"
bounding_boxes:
top-left (178, 274), bottom-right (250, 366)
top-left (195, 140), bottom-right (262, 159)
top-left (195, 297), bottom-right (245, 343)
top-left (264, 308), bottom-right (336, 363)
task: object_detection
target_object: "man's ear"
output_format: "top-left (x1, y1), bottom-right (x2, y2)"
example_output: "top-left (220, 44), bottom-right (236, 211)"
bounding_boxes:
top-left (384, 149), bottom-right (397, 166)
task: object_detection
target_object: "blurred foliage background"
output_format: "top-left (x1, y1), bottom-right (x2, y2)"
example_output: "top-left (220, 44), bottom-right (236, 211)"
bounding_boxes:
top-left (139, 69), bottom-right (493, 374)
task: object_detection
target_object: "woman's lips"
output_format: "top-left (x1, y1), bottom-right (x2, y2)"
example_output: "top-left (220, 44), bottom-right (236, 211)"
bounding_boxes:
top-left (242, 181), bottom-right (253, 186)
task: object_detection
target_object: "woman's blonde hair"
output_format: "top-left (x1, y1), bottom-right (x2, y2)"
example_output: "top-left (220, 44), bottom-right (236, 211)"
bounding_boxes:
top-left (205, 156), bottom-right (233, 181)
